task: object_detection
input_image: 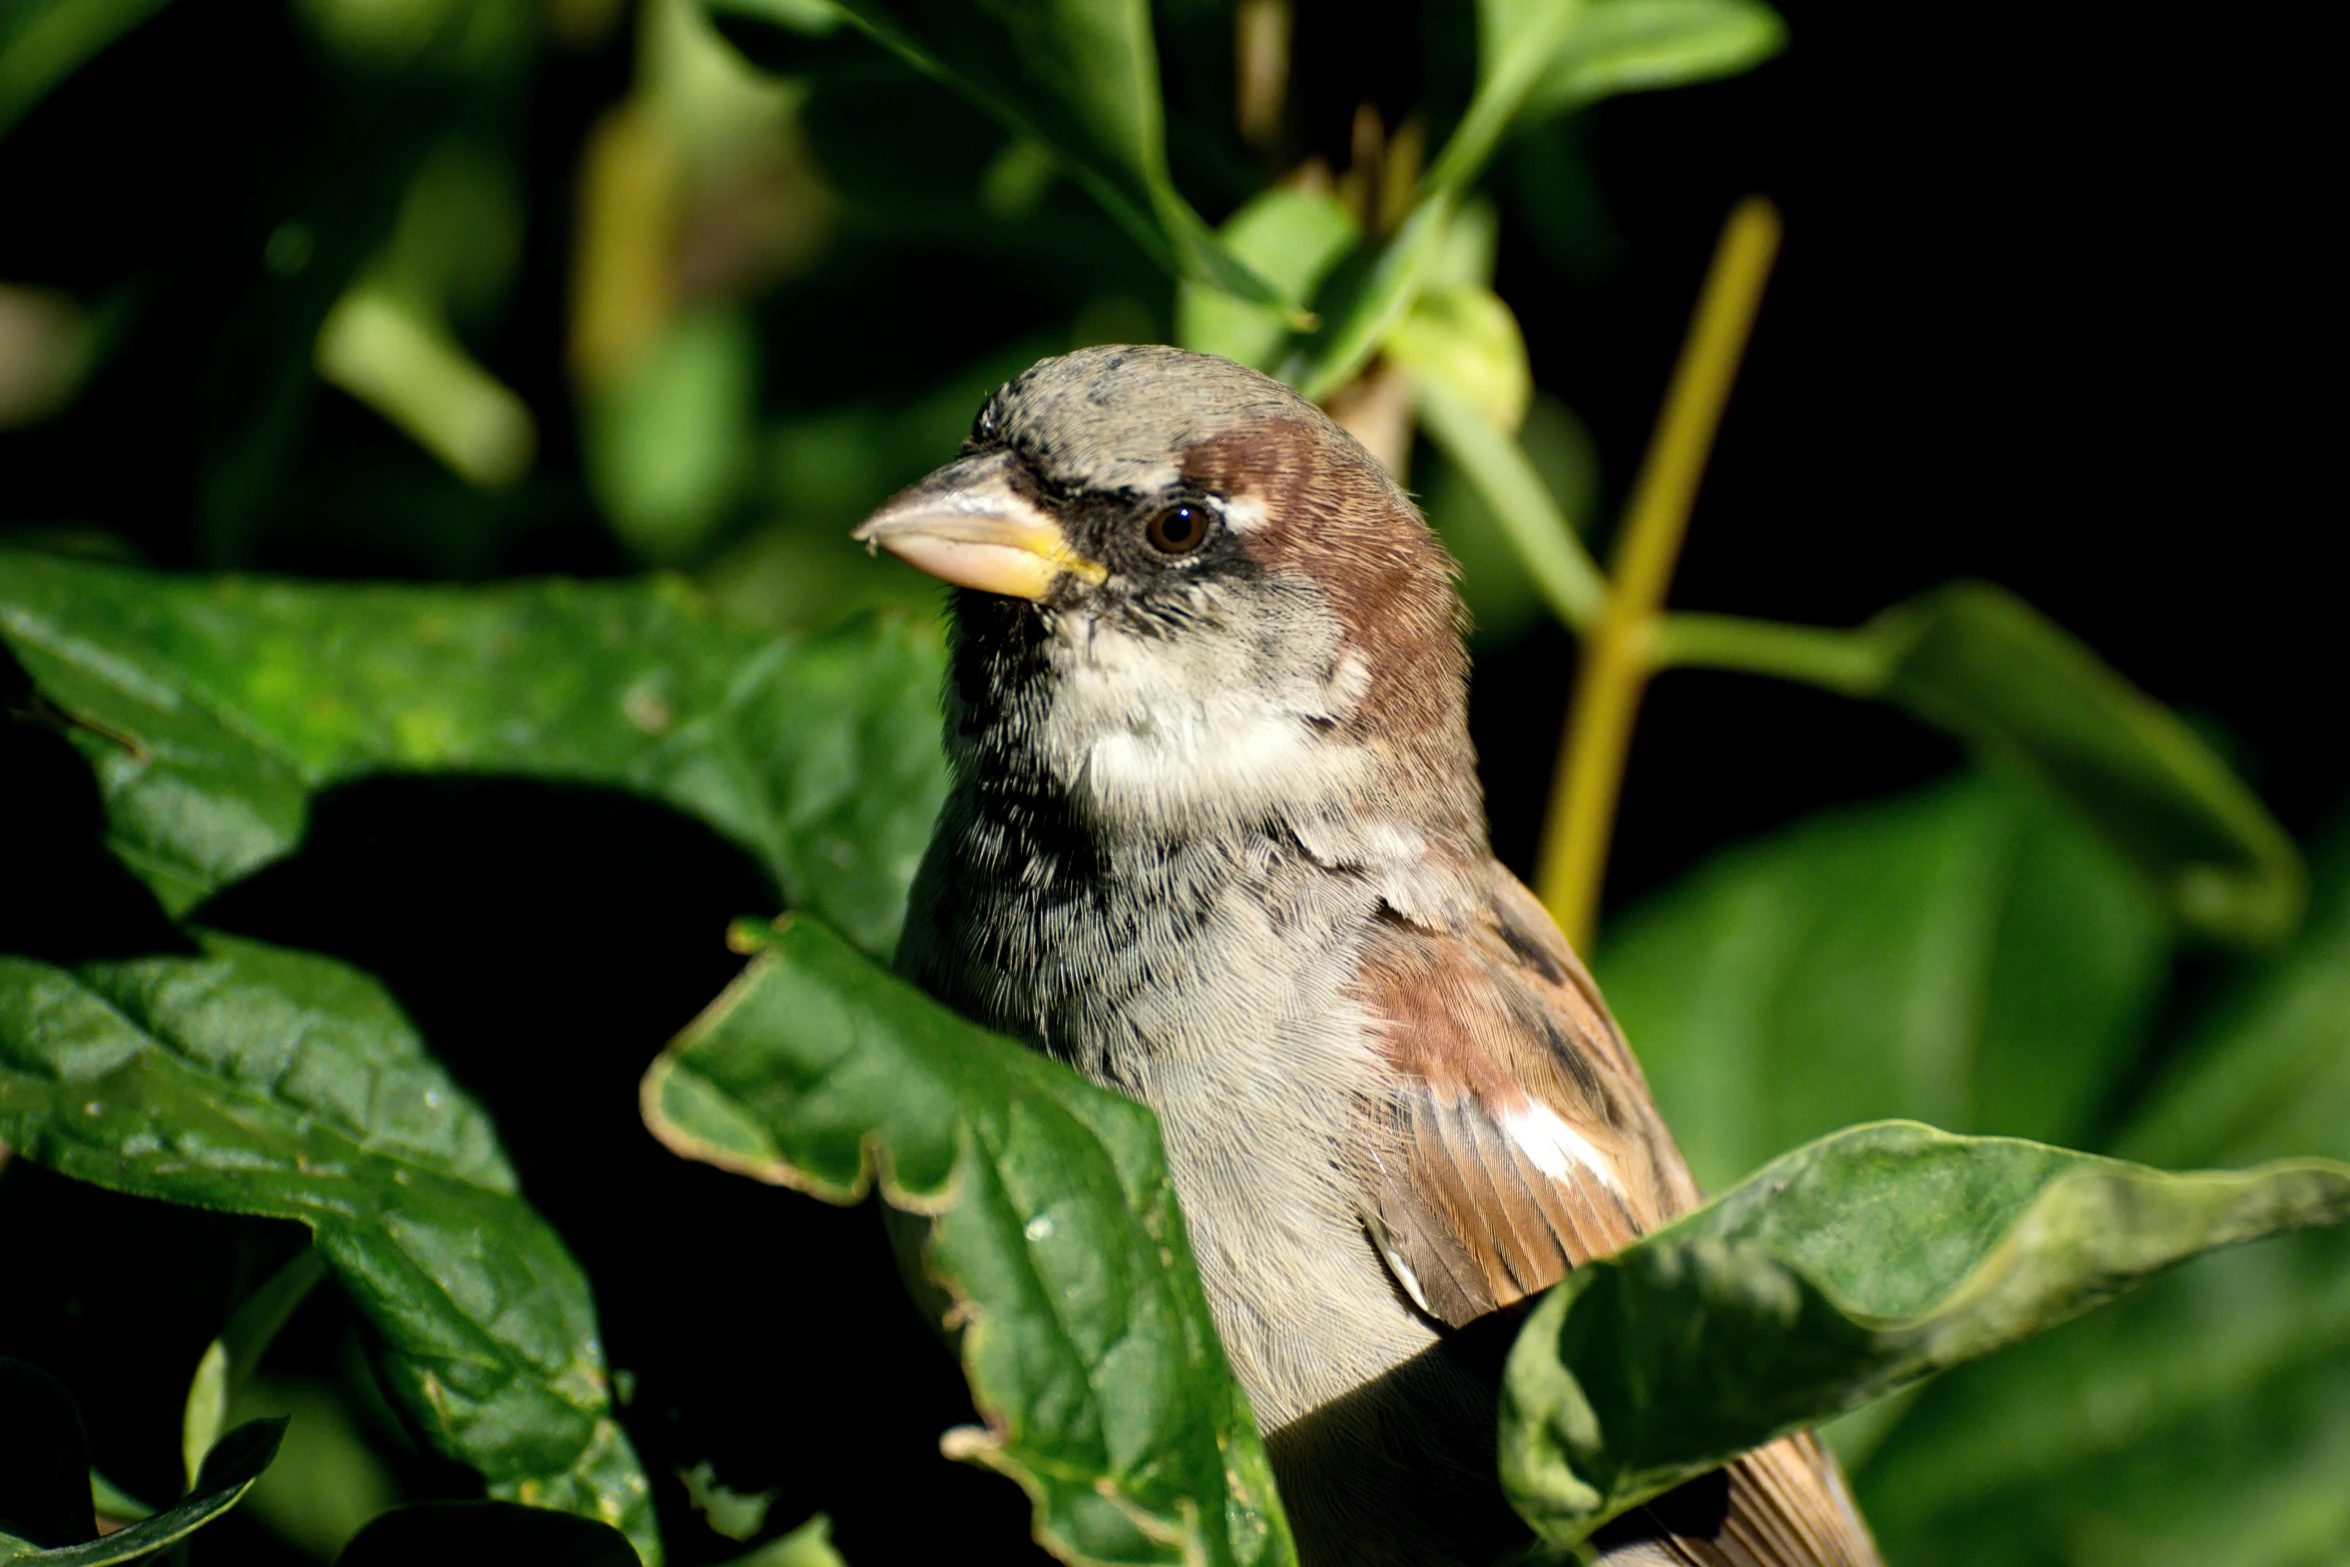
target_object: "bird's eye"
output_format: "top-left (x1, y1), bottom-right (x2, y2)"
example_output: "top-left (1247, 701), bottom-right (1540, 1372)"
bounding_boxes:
top-left (1144, 502), bottom-right (1211, 555)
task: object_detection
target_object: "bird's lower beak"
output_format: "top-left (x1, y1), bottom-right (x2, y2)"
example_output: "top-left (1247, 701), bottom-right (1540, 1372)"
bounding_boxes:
top-left (851, 451), bottom-right (1106, 601)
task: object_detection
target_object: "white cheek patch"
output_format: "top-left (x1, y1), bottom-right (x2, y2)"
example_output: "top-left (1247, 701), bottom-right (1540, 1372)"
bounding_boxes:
top-left (1500, 1102), bottom-right (1625, 1197)
top-left (1323, 649), bottom-right (1370, 717)
top-left (1216, 493), bottom-right (1269, 534)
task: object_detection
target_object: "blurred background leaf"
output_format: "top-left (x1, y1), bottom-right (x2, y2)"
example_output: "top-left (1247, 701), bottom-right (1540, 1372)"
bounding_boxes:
top-left (1848, 817), bottom-right (2350, 1566)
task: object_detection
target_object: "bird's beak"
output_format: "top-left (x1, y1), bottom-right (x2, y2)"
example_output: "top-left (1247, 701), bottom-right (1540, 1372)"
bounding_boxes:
top-left (851, 451), bottom-right (1106, 601)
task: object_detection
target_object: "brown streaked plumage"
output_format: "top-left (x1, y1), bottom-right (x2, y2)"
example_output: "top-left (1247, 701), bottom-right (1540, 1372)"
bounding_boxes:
top-left (856, 345), bottom-right (1881, 1567)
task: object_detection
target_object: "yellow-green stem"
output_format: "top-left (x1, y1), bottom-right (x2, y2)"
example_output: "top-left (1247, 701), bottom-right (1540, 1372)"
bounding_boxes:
top-left (1537, 197), bottom-right (1782, 949)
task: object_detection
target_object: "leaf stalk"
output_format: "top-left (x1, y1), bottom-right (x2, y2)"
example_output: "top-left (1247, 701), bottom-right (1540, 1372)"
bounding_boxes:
top-left (1537, 197), bottom-right (1782, 947)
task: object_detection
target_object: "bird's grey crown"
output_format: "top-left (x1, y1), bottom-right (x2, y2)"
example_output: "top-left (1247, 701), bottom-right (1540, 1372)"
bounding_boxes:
top-left (973, 344), bottom-right (1336, 497)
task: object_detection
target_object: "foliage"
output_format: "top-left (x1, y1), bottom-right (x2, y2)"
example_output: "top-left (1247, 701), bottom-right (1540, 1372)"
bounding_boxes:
top-left (2, 1), bottom-right (2343, 1565)
top-left (1, 1358), bottom-right (284, 1567)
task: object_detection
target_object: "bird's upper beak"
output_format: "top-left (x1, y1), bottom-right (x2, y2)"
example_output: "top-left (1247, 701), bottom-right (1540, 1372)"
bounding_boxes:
top-left (851, 450), bottom-right (1107, 601)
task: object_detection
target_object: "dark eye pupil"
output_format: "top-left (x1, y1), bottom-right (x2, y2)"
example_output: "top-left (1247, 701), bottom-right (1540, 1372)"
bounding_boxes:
top-left (1148, 504), bottom-right (1206, 554)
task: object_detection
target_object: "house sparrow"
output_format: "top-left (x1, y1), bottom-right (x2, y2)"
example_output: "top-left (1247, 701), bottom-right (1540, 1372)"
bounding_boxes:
top-left (855, 345), bottom-right (1881, 1567)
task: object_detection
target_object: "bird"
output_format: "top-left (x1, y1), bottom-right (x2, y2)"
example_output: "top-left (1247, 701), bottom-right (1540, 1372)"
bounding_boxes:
top-left (852, 343), bottom-right (1882, 1567)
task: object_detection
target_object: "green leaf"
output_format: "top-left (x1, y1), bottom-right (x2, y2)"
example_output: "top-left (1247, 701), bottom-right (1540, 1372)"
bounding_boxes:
top-left (1173, 188), bottom-right (1358, 371)
top-left (1597, 770), bottom-right (2171, 1192)
top-left (642, 917), bottom-right (1296, 1567)
top-left (581, 305), bottom-right (761, 565)
top-left (1282, 196), bottom-right (1455, 401)
top-left (334, 1501), bottom-right (641, 1567)
top-left (1432, 0), bottom-right (1582, 203)
top-left (1852, 817), bottom-right (2350, 1567)
top-left (1498, 1121), bottom-right (2350, 1547)
top-left (712, 1513), bottom-right (849, 1567)
top-left (182, 1250), bottom-right (328, 1490)
top-left (0, 1419), bottom-right (284, 1567)
top-left (1383, 281), bottom-right (1532, 434)
top-left (0, 552), bottom-right (947, 957)
top-left (705, 0), bottom-right (1279, 306)
top-left (1875, 581), bottom-right (2303, 944)
top-left (1419, 390), bottom-right (1603, 641)
top-left (2117, 812), bottom-right (2350, 1174)
top-left (1653, 584), bottom-right (2301, 945)
top-left (0, 933), bottom-right (657, 1562)
top-left (1518, 0), bottom-right (1788, 126)
top-left (0, 0), bottom-right (177, 145)
top-left (1278, 172), bottom-right (1516, 403)
top-left (1270, 0), bottom-right (1784, 402)
top-left (1415, 382), bottom-right (1604, 633)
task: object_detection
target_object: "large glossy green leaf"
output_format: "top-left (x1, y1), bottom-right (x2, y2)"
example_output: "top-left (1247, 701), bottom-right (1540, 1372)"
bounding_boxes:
top-left (1853, 819), bottom-right (2350, 1567)
top-left (0, 1419), bottom-right (285, 1567)
top-left (1597, 769), bottom-right (2171, 1193)
top-left (704, 0), bottom-right (1278, 306)
top-left (0, 934), bottom-right (657, 1561)
top-left (641, 917), bottom-right (1296, 1567)
top-left (1498, 1122), bottom-right (2350, 1547)
top-left (0, 552), bottom-right (946, 957)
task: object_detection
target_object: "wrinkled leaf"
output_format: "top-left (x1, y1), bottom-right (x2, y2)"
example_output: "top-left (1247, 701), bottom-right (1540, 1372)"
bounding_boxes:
top-left (1874, 581), bottom-right (2302, 943)
top-left (1499, 1122), bottom-right (2350, 1545)
top-left (705, 0), bottom-right (1278, 305)
top-left (1519, 0), bottom-right (1788, 126)
top-left (0, 1419), bottom-right (284, 1567)
top-left (642, 917), bottom-right (1295, 1567)
top-left (334, 1501), bottom-right (640, 1567)
top-left (0, 934), bottom-right (656, 1561)
top-left (1855, 817), bottom-right (2350, 1567)
top-left (0, 552), bottom-right (946, 958)
top-left (1598, 769), bottom-right (2171, 1192)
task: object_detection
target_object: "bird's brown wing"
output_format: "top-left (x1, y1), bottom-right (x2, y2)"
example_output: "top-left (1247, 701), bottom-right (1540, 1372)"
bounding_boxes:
top-left (1352, 869), bottom-right (1883, 1567)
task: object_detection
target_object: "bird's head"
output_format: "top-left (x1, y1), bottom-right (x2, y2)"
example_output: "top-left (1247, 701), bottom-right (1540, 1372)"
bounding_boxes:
top-left (855, 345), bottom-right (1486, 863)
